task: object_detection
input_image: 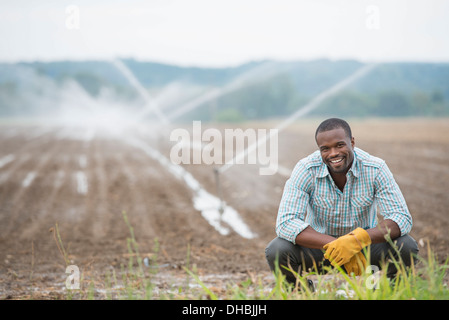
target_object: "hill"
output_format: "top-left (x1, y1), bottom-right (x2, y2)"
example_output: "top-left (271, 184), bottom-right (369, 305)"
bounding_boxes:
top-left (0, 59), bottom-right (448, 120)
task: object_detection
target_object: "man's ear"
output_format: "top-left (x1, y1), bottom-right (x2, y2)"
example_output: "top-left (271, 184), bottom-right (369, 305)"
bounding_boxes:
top-left (351, 136), bottom-right (355, 149)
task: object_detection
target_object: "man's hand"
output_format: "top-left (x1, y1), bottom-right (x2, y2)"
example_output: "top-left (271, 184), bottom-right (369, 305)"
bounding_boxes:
top-left (343, 251), bottom-right (367, 276)
top-left (323, 228), bottom-right (371, 267)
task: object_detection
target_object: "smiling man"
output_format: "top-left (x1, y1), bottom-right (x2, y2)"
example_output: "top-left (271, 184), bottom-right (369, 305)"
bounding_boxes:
top-left (265, 118), bottom-right (419, 285)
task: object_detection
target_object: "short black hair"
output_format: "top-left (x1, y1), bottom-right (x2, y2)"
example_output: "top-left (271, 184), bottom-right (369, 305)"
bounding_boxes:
top-left (315, 118), bottom-right (352, 140)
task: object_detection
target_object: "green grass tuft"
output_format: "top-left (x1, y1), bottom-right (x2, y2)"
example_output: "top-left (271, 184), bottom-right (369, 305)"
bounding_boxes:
top-left (58, 214), bottom-right (449, 300)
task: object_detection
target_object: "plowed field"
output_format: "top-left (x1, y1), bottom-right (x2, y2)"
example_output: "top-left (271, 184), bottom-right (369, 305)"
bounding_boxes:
top-left (0, 118), bottom-right (448, 299)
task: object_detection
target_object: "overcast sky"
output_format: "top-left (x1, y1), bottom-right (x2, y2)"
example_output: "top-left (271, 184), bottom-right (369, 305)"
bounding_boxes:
top-left (1, 0), bottom-right (449, 67)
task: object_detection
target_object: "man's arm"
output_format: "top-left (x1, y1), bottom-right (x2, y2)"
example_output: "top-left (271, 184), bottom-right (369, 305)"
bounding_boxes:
top-left (276, 162), bottom-right (315, 244)
top-left (295, 226), bottom-right (336, 249)
top-left (374, 162), bottom-right (413, 236)
top-left (366, 219), bottom-right (400, 244)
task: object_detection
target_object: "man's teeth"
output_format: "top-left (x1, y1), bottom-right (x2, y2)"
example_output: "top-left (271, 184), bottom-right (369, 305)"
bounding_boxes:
top-left (330, 158), bottom-right (343, 164)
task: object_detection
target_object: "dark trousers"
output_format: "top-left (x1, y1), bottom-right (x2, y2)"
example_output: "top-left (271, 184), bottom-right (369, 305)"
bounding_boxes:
top-left (265, 235), bottom-right (419, 283)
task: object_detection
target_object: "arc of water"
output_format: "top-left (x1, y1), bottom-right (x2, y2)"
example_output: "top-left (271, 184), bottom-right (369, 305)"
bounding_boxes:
top-left (111, 58), bottom-right (170, 125)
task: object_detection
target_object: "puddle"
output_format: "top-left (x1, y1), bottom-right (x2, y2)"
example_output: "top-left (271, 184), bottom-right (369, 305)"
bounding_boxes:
top-left (75, 171), bottom-right (88, 194)
top-left (22, 171), bottom-right (36, 188)
top-left (0, 154), bottom-right (15, 168)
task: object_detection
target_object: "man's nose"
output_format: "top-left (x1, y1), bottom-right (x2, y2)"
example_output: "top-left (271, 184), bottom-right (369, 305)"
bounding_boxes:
top-left (329, 148), bottom-right (339, 158)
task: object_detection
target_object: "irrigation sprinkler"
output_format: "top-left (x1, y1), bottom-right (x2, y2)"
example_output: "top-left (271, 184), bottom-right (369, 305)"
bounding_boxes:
top-left (111, 57), bottom-right (283, 215)
top-left (210, 63), bottom-right (378, 221)
top-left (112, 60), bottom-right (259, 231)
top-left (111, 59), bottom-right (377, 231)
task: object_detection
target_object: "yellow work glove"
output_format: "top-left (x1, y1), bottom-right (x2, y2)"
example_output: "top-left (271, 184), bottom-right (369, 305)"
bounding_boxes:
top-left (343, 251), bottom-right (367, 276)
top-left (323, 227), bottom-right (371, 267)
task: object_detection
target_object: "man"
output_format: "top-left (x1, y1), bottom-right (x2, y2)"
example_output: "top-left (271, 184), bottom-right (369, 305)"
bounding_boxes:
top-left (265, 118), bottom-right (419, 284)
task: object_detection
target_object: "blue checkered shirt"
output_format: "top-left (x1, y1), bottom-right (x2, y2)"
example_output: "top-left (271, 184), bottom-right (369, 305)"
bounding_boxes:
top-left (276, 147), bottom-right (412, 243)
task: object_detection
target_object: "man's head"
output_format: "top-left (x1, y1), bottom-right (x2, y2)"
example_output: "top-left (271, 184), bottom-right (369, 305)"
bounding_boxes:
top-left (315, 118), bottom-right (355, 174)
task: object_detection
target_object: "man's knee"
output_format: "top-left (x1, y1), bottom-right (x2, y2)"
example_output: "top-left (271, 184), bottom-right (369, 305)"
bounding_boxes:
top-left (265, 237), bottom-right (295, 268)
top-left (265, 237), bottom-right (324, 273)
top-left (394, 234), bottom-right (419, 265)
top-left (370, 234), bottom-right (419, 270)
top-left (265, 237), bottom-right (307, 283)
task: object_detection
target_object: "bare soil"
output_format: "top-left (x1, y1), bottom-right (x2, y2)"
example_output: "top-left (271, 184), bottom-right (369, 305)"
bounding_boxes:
top-left (0, 118), bottom-right (448, 299)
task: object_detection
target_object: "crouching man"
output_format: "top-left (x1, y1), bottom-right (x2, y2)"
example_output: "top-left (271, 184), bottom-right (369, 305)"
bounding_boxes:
top-left (265, 118), bottom-right (419, 284)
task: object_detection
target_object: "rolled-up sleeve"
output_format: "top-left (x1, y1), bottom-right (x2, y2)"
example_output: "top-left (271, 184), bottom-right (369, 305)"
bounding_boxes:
top-left (374, 163), bottom-right (413, 235)
top-left (276, 162), bottom-right (312, 244)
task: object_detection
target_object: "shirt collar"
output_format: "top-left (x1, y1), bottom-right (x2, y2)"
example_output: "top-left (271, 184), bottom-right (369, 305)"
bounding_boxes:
top-left (350, 150), bottom-right (360, 178)
top-left (317, 149), bottom-right (360, 178)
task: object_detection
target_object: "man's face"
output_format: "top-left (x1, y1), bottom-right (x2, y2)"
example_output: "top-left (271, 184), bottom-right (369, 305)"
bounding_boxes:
top-left (316, 128), bottom-right (355, 174)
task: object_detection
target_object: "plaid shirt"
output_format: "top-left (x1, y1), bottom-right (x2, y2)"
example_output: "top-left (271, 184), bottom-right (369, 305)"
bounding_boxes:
top-left (276, 147), bottom-right (412, 243)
